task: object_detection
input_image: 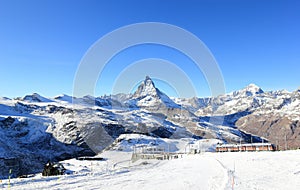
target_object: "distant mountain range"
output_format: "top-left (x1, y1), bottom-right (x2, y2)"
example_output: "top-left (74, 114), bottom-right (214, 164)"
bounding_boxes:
top-left (0, 76), bottom-right (299, 177)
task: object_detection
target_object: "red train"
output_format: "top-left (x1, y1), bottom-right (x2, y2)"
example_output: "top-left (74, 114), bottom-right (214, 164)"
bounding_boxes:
top-left (216, 143), bottom-right (276, 152)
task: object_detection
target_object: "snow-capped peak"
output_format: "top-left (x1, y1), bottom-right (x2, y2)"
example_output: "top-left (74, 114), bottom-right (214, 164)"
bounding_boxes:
top-left (132, 76), bottom-right (179, 108)
top-left (244, 83), bottom-right (264, 95)
top-left (22, 93), bottom-right (53, 103)
top-left (231, 83), bottom-right (264, 97)
top-left (245, 83), bottom-right (262, 91)
top-left (133, 76), bottom-right (159, 98)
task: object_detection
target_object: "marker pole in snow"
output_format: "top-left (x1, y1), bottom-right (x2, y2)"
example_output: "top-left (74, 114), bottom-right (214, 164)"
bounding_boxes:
top-left (232, 161), bottom-right (235, 190)
top-left (8, 169), bottom-right (12, 189)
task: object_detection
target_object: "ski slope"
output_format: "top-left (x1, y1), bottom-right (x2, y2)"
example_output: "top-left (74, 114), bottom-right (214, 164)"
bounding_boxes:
top-left (1, 150), bottom-right (300, 190)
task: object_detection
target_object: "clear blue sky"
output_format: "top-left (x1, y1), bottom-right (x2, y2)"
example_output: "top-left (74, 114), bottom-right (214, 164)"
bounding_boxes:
top-left (0, 0), bottom-right (299, 98)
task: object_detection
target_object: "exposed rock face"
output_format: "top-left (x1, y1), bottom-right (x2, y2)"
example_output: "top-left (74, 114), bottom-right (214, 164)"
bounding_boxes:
top-left (133, 76), bottom-right (158, 98)
top-left (236, 114), bottom-right (300, 150)
top-left (0, 116), bottom-right (16, 128)
top-left (176, 85), bottom-right (300, 150)
top-left (21, 93), bottom-right (53, 103)
top-left (0, 158), bottom-right (21, 178)
top-left (132, 76), bottom-right (180, 109)
top-left (42, 162), bottom-right (66, 176)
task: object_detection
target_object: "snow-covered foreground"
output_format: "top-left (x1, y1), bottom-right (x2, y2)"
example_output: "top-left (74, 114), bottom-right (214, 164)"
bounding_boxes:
top-left (1, 150), bottom-right (300, 190)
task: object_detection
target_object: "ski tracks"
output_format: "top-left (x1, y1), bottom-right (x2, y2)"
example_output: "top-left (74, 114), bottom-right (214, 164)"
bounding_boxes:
top-left (214, 158), bottom-right (235, 190)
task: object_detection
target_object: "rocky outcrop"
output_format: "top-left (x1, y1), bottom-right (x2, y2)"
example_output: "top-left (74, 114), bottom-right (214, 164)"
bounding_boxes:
top-left (236, 114), bottom-right (300, 150)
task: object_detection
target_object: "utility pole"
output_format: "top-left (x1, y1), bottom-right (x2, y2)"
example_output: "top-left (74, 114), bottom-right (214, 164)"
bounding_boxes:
top-left (239, 138), bottom-right (242, 152)
top-left (262, 132), bottom-right (266, 144)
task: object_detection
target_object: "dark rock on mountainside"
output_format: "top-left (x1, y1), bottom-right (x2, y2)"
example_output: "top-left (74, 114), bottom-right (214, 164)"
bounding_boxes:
top-left (0, 116), bottom-right (16, 128)
top-left (236, 114), bottom-right (300, 150)
top-left (42, 162), bottom-right (66, 176)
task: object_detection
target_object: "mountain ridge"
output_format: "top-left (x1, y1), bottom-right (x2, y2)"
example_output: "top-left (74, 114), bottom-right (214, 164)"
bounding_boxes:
top-left (0, 76), bottom-right (299, 178)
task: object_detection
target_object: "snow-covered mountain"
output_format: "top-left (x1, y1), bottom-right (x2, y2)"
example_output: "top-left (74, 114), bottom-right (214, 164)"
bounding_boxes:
top-left (17, 93), bottom-right (54, 103)
top-left (0, 76), bottom-right (299, 178)
top-left (173, 83), bottom-right (300, 150)
top-left (231, 83), bottom-right (264, 97)
top-left (132, 76), bottom-right (180, 109)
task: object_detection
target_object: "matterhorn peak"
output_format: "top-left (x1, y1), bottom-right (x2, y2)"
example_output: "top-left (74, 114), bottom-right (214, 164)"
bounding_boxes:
top-left (144, 75), bottom-right (156, 87)
top-left (132, 76), bottom-right (179, 108)
top-left (133, 76), bottom-right (158, 98)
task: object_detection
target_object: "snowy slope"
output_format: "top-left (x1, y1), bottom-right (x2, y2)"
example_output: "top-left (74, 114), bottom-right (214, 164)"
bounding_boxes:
top-left (1, 150), bottom-right (300, 190)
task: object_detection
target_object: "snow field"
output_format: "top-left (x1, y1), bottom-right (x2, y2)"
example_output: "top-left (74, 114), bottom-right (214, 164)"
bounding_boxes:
top-left (1, 150), bottom-right (300, 190)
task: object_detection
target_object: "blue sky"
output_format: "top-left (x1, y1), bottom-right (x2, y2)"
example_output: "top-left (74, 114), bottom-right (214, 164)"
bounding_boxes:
top-left (0, 0), bottom-right (299, 98)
